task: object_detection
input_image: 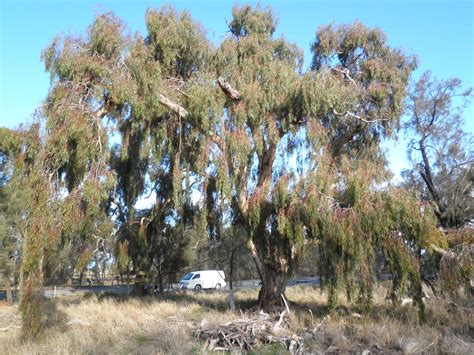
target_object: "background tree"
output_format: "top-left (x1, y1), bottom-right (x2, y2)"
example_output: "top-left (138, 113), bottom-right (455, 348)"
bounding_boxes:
top-left (205, 225), bottom-right (255, 289)
top-left (0, 127), bottom-right (35, 306)
top-left (0, 137), bottom-right (22, 304)
top-left (403, 71), bottom-right (473, 228)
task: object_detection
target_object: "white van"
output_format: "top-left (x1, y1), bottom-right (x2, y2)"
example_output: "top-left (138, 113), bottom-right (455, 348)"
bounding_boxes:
top-left (180, 270), bottom-right (226, 290)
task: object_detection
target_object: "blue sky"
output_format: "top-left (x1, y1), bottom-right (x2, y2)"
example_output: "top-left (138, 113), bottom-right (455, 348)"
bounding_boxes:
top-left (1, 0), bottom-right (473, 178)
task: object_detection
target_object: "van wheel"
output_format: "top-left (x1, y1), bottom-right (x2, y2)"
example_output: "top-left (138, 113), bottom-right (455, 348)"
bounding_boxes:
top-left (194, 285), bottom-right (202, 292)
top-left (215, 283), bottom-right (221, 290)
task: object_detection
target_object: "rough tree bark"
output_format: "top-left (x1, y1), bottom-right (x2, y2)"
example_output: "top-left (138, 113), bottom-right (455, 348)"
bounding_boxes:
top-left (258, 261), bottom-right (289, 307)
top-left (252, 203), bottom-right (291, 308)
top-left (228, 248), bottom-right (236, 310)
top-left (158, 268), bottom-right (164, 293)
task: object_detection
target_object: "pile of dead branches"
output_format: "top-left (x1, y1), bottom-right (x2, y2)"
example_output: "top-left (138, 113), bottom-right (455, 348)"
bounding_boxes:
top-left (194, 294), bottom-right (303, 352)
top-left (194, 310), bottom-right (302, 352)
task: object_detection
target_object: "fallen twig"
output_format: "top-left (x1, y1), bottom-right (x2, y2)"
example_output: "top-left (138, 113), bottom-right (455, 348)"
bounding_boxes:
top-left (0, 325), bottom-right (21, 332)
top-left (67, 319), bottom-right (90, 326)
top-left (281, 293), bottom-right (291, 313)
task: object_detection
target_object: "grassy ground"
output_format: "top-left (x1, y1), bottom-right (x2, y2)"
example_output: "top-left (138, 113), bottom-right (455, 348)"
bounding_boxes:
top-left (0, 286), bottom-right (472, 354)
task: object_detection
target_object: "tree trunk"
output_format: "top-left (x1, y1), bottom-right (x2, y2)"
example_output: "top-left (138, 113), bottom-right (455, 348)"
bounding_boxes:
top-left (158, 269), bottom-right (164, 293)
top-left (418, 139), bottom-right (448, 226)
top-left (229, 289), bottom-right (236, 311)
top-left (20, 254), bottom-right (45, 339)
top-left (228, 248), bottom-right (236, 310)
top-left (126, 268), bottom-right (130, 296)
top-left (101, 258), bottom-right (107, 285)
top-left (94, 254), bottom-right (101, 285)
top-left (18, 230), bottom-right (28, 302)
top-left (5, 276), bottom-right (13, 304)
top-left (258, 261), bottom-right (288, 308)
top-left (253, 227), bottom-right (290, 309)
top-left (229, 248), bottom-right (236, 290)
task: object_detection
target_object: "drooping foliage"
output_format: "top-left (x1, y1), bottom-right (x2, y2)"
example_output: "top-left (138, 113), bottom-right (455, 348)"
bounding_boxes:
top-left (5, 5), bottom-right (451, 338)
top-left (300, 158), bottom-right (442, 313)
top-left (438, 228), bottom-right (473, 297)
top-left (7, 14), bottom-right (121, 337)
top-left (108, 7), bottom-right (214, 283)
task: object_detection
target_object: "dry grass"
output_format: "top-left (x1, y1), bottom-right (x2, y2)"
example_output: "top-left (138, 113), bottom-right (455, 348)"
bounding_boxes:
top-left (284, 286), bottom-right (473, 354)
top-left (0, 286), bottom-right (472, 354)
top-left (0, 291), bottom-right (253, 355)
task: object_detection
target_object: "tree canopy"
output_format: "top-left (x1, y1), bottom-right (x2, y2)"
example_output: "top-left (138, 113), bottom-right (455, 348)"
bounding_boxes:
top-left (0, 5), bottom-right (456, 338)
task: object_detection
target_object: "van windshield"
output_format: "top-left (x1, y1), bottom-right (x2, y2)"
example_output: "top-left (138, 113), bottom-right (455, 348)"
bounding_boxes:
top-left (182, 273), bottom-right (193, 281)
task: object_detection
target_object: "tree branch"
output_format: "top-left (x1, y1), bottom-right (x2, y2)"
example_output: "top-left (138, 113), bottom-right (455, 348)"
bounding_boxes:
top-left (429, 243), bottom-right (449, 256)
top-left (332, 108), bottom-right (388, 123)
top-left (330, 124), bottom-right (362, 160)
top-left (448, 160), bottom-right (474, 176)
top-left (94, 106), bottom-right (107, 119)
top-left (158, 94), bottom-right (188, 117)
top-left (330, 67), bottom-right (356, 86)
top-left (217, 77), bottom-right (242, 101)
top-left (418, 140), bottom-right (441, 204)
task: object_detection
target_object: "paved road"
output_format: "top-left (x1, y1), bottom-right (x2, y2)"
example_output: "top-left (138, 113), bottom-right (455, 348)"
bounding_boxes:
top-left (43, 285), bottom-right (133, 298)
top-left (233, 277), bottom-right (320, 289)
top-left (1, 277), bottom-right (321, 300)
top-left (0, 285), bottom-right (132, 301)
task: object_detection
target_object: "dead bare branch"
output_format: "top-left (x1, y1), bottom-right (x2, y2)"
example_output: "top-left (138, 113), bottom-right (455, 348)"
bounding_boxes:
top-left (281, 293), bottom-right (290, 313)
top-left (217, 77), bottom-right (242, 101)
top-left (0, 325), bottom-right (21, 332)
top-left (158, 94), bottom-right (188, 117)
top-left (330, 67), bottom-right (356, 86)
top-left (332, 108), bottom-right (388, 123)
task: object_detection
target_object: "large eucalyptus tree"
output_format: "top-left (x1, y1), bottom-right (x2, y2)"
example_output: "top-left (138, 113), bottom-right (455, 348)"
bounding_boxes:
top-left (206, 6), bottom-right (439, 308)
top-left (11, 4), bottom-right (445, 337)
